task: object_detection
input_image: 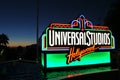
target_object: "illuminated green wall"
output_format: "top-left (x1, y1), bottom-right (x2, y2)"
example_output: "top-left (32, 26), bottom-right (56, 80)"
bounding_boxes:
top-left (42, 53), bottom-right (44, 67)
top-left (42, 51), bottom-right (110, 68)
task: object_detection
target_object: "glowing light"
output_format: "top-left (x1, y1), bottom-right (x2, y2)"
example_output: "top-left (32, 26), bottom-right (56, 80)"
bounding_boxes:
top-left (71, 20), bottom-right (81, 28)
top-left (67, 45), bottom-right (98, 64)
top-left (42, 51), bottom-right (110, 68)
top-left (41, 14), bottom-right (115, 69)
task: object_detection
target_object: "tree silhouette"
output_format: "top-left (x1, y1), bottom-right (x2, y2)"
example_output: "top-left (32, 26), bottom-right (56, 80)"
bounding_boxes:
top-left (104, 0), bottom-right (120, 50)
top-left (0, 33), bottom-right (9, 61)
top-left (0, 33), bottom-right (9, 46)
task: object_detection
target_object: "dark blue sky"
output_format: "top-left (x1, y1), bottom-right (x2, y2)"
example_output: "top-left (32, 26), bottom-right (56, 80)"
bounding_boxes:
top-left (0, 0), bottom-right (36, 46)
top-left (0, 0), bottom-right (118, 47)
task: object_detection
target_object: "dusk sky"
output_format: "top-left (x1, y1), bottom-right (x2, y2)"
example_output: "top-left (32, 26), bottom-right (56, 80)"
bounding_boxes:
top-left (0, 0), bottom-right (118, 47)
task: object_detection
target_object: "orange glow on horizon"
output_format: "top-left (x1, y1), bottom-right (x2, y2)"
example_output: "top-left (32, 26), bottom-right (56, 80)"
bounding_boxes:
top-left (8, 41), bottom-right (36, 47)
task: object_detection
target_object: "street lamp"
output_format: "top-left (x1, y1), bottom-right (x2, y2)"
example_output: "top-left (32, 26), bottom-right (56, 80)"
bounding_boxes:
top-left (36, 0), bottom-right (40, 63)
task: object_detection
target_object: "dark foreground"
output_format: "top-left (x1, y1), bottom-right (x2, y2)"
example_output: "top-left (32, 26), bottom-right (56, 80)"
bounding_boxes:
top-left (0, 60), bottom-right (119, 80)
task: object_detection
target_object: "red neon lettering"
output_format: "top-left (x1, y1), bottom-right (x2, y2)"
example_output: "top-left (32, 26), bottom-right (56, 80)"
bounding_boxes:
top-left (66, 45), bottom-right (99, 64)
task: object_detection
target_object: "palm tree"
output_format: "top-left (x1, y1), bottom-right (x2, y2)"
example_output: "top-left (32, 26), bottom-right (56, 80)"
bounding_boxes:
top-left (0, 33), bottom-right (9, 46)
top-left (0, 33), bottom-right (9, 59)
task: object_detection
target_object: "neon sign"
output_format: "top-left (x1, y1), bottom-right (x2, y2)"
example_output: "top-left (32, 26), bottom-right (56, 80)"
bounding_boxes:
top-left (48, 30), bottom-right (111, 47)
top-left (41, 15), bottom-right (115, 67)
top-left (67, 45), bottom-right (99, 64)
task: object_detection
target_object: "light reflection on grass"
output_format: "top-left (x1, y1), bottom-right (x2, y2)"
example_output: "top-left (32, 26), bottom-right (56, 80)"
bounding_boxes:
top-left (47, 66), bottom-right (111, 79)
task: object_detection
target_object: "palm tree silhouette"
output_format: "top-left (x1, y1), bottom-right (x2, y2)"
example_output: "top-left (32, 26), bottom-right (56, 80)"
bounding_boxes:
top-left (0, 33), bottom-right (9, 46)
top-left (0, 33), bottom-right (9, 58)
